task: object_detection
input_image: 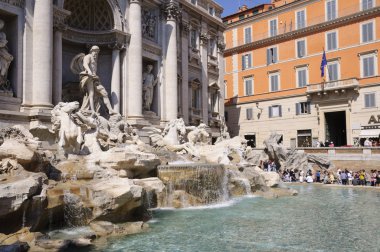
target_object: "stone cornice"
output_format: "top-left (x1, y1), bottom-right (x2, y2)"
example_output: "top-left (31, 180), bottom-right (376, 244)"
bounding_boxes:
top-left (63, 28), bottom-right (130, 48)
top-left (225, 6), bottom-right (380, 56)
top-left (179, 0), bottom-right (225, 30)
top-left (0, 0), bottom-right (24, 8)
top-left (225, 0), bottom-right (319, 30)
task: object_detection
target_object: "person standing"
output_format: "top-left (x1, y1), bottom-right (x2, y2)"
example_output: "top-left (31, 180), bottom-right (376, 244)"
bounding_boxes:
top-left (340, 170), bottom-right (348, 185)
top-left (316, 171), bottom-right (321, 183)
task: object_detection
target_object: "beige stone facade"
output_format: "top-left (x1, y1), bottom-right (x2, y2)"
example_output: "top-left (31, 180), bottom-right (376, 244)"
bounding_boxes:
top-left (0, 0), bottom-right (225, 136)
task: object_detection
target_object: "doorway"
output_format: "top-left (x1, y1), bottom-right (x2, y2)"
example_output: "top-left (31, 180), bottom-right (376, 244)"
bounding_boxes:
top-left (325, 111), bottom-right (347, 146)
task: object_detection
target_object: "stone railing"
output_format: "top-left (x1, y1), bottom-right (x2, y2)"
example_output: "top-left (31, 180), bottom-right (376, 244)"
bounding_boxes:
top-left (306, 78), bottom-right (359, 94)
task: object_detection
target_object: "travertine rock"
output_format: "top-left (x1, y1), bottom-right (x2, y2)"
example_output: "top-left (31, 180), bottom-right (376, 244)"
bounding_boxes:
top-left (0, 172), bottom-right (47, 217)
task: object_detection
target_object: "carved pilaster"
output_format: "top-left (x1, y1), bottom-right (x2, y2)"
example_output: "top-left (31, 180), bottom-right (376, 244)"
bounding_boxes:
top-left (181, 21), bottom-right (190, 36)
top-left (200, 33), bottom-right (209, 46)
top-left (217, 40), bottom-right (226, 53)
top-left (162, 1), bottom-right (180, 21)
top-left (53, 6), bottom-right (71, 32)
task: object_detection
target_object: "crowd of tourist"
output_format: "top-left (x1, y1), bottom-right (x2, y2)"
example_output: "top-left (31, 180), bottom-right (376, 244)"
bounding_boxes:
top-left (279, 168), bottom-right (380, 187)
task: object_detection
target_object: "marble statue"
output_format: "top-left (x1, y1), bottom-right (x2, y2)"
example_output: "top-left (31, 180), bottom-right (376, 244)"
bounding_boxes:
top-left (142, 64), bottom-right (158, 111)
top-left (51, 101), bottom-right (96, 154)
top-left (70, 46), bottom-right (116, 115)
top-left (187, 123), bottom-right (210, 146)
top-left (0, 19), bottom-right (13, 91)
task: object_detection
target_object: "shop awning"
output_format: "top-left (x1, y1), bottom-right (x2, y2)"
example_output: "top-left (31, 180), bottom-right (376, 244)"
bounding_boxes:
top-left (359, 129), bottom-right (380, 138)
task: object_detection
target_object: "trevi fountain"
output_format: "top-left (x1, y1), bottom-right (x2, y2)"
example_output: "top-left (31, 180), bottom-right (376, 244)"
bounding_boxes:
top-left (0, 0), bottom-right (379, 250)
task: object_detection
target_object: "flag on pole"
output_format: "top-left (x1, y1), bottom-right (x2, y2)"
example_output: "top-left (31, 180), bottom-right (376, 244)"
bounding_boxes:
top-left (320, 50), bottom-right (327, 78)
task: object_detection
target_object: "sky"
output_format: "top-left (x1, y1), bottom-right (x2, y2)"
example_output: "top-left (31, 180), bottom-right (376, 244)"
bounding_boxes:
top-left (215, 0), bottom-right (271, 17)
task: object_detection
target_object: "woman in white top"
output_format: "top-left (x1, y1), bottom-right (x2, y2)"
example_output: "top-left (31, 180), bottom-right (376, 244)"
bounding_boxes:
top-left (299, 170), bottom-right (304, 183)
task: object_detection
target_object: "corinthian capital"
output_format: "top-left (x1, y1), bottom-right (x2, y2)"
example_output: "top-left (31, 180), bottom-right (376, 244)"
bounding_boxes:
top-left (162, 1), bottom-right (180, 21)
top-left (200, 33), bottom-right (209, 45)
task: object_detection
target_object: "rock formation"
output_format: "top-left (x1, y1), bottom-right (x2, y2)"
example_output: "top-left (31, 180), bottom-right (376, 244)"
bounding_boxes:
top-left (263, 132), bottom-right (331, 172)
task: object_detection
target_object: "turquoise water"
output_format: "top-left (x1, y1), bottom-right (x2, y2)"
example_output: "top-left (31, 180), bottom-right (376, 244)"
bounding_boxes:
top-left (100, 185), bottom-right (380, 252)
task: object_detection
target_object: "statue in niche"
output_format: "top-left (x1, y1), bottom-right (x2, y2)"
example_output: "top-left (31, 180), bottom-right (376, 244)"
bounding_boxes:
top-left (0, 19), bottom-right (14, 91)
top-left (70, 45), bottom-right (117, 116)
top-left (142, 64), bottom-right (158, 111)
top-left (142, 10), bottom-right (157, 39)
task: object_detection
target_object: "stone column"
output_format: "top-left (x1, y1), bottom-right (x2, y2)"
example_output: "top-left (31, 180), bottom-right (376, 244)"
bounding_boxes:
top-left (52, 7), bottom-right (70, 106)
top-left (200, 32), bottom-right (209, 125)
top-left (217, 38), bottom-right (226, 119)
top-left (52, 30), bottom-right (62, 105)
top-left (163, 1), bottom-right (180, 121)
top-left (127, 0), bottom-right (143, 118)
top-left (111, 46), bottom-right (121, 113)
top-left (32, 0), bottom-right (53, 110)
top-left (181, 21), bottom-right (190, 124)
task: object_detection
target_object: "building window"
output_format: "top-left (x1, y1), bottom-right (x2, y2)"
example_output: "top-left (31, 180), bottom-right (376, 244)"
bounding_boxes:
top-left (208, 6), bottom-right (215, 16)
top-left (296, 9), bottom-right (306, 29)
top-left (326, 0), bottom-right (337, 21)
top-left (190, 29), bottom-right (198, 49)
top-left (242, 53), bottom-right (252, 70)
top-left (297, 130), bottom-right (312, 147)
top-left (361, 21), bottom-right (374, 43)
top-left (208, 38), bottom-right (217, 57)
top-left (364, 93), bottom-right (376, 108)
top-left (327, 61), bottom-right (339, 81)
top-left (269, 72), bottom-right (280, 92)
top-left (326, 31), bottom-right (338, 51)
top-left (192, 88), bottom-right (201, 109)
top-left (296, 102), bottom-right (311, 115)
top-left (191, 0), bottom-right (197, 5)
top-left (361, 53), bottom-right (377, 78)
top-left (210, 91), bottom-right (219, 112)
top-left (296, 67), bottom-right (308, 87)
top-left (269, 18), bottom-right (277, 37)
top-left (362, 0), bottom-right (374, 10)
top-left (246, 108), bottom-right (253, 120)
top-left (266, 46), bottom-right (278, 65)
top-left (269, 105), bottom-right (282, 118)
top-left (296, 39), bottom-right (306, 58)
top-left (244, 27), bottom-right (252, 44)
top-left (244, 77), bottom-right (253, 95)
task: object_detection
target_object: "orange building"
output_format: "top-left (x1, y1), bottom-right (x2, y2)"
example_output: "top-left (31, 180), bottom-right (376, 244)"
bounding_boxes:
top-left (223, 0), bottom-right (380, 148)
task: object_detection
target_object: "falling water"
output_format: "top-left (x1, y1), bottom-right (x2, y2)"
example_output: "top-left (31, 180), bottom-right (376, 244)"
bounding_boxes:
top-left (21, 200), bottom-right (30, 229)
top-left (63, 190), bottom-right (88, 227)
top-left (157, 164), bottom-right (228, 207)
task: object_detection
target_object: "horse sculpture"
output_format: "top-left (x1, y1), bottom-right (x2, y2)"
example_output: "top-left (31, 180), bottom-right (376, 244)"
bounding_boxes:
top-left (51, 102), bottom-right (97, 154)
top-left (150, 118), bottom-right (198, 156)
